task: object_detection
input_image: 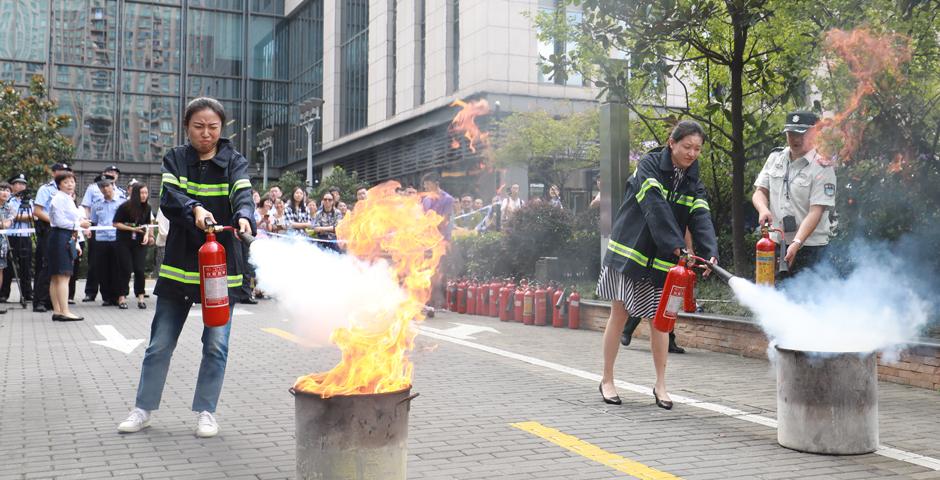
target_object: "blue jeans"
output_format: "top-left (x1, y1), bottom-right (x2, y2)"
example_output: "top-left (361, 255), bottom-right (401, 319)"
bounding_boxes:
top-left (134, 296), bottom-right (233, 412)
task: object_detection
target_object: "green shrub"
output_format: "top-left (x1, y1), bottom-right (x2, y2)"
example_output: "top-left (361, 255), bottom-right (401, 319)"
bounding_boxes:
top-left (502, 202), bottom-right (574, 277)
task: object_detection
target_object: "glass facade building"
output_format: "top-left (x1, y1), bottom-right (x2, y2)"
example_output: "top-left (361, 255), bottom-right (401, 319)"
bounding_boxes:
top-left (0, 0), bottom-right (328, 173)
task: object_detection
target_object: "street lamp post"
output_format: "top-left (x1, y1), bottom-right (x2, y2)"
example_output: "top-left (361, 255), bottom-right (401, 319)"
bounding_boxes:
top-left (299, 97), bottom-right (324, 191)
top-left (256, 127), bottom-right (274, 190)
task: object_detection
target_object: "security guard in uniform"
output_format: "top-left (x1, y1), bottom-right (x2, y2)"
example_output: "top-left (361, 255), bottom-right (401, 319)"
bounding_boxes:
top-left (0, 174), bottom-right (34, 303)
top-left (752, 111), bottom-right (837, 277)
top-left (33, 163), bottom-right (73, 312)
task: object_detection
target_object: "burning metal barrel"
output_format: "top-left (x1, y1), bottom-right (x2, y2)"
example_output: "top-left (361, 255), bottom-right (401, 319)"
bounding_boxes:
top-left (775, 346), bottom-right (878, 454)
top-left (292, 387), bottom-right (418, 480)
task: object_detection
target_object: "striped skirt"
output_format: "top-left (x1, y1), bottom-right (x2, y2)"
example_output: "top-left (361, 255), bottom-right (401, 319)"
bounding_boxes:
top-left (596, 265), bottom-right (661, 319)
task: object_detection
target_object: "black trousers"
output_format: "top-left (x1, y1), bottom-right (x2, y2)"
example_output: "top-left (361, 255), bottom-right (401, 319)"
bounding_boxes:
top-left (239, 239), bottom-right (254, 298)
top-left (116, 240), bottom-right (146, 297)
top-left (32, 223), bottom-right (51, 309)
top-left (84, 236), bottom-right (99, 298)
top-left (779, 244), bottom-right (828, 281)
top-left (68, 247), bottom-right (82, 300)
top-left (96, 241), bottom-right (120, 302)
top-left (0, 236), bottom-right (33, 301)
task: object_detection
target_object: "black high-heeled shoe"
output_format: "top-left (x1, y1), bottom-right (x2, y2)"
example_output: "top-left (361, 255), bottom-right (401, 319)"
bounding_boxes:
top-left (653, 387), bottom-right (673, 410)
top-left (599, 383), bottom-right (622, 405)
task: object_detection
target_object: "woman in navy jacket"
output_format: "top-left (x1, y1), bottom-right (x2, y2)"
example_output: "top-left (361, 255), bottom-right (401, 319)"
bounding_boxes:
top-left (597, 120), bottom-right (719, 410)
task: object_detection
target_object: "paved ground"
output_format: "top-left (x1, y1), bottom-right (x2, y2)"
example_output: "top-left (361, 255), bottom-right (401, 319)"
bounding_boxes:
top-left (1, 281), bottom-right (940, 479)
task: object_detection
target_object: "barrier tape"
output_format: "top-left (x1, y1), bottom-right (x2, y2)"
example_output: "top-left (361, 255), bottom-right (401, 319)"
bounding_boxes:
top-left (0, 224), bottom-right (158, 235)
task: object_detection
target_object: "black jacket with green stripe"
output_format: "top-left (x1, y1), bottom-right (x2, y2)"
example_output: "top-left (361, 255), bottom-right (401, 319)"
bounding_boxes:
top-left (154, 138), bottom-right (256, 302)
top-left (604, 146), bottom-right (718, 286)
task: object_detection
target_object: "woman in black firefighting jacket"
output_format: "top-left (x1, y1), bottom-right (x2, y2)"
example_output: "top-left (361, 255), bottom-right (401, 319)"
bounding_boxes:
top-left (597, 120), bottom-right (719, 410)
top-left (117, 97), bottom-right (256, 438)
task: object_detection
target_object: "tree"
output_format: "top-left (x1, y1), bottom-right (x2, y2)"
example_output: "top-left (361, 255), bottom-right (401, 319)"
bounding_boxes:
top-left (311, 166), bottom-right (362, 205)
top-left (0, 75), bottom-right (74, 185)
top-left (271, 170), bottom-right (306, 199)
top-left (493, 109), bottom-right (600, 193)
top-left (535, 0), bottom-right (819, 275)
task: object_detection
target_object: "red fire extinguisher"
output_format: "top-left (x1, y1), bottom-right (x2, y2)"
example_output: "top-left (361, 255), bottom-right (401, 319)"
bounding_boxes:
top-left (513, 284), bottom-right (525, 323)
top-left (755, 222), bottom-right (777, 286)
top-left (198, 222), bottom-right (253, 327)
top-left (499, 283), bottom-right (512, 322)
top-left (457, 279), bottom-right (468, 314)
top-left (684, 266), bottom-right (698, 313)
top-left (477, 281), bottom-right (488, 316)
top-left (552, 287), bottom-right (565, 327)
top-left (652, 256), bottom-right (694, 333)
top-left (447, 280), bottom-right (458, 311)
top-left (522, 286), bottom-right (535, 325)
top-left (567, 288), bottom-right (581, 329)
top-left (488, 282), bottom-right (500, 317)
top-left (467, 281), bottom-right (477, 315)
top-left (534, 284), bottom-right (548, 326)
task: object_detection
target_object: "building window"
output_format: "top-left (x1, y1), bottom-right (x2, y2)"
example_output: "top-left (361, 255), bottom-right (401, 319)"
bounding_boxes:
top-left (415, 0), bottom-right (425, 105)
top-left (447, 0), bottom-right (459, 94)
top-left (341, 0), bottom-right (369, 135)
top-left (536, 1), bottom-right (584, 86)
top-left (53, 0), bottom-right (118, 67)
top-left (0, 0), bottom-right (50, 63)
top-left (186, 8), bottom-right (243, 77)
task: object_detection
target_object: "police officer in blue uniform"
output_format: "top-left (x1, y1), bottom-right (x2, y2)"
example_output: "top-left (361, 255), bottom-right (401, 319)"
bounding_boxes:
top-left (81, 166), bottom-right (127, 302)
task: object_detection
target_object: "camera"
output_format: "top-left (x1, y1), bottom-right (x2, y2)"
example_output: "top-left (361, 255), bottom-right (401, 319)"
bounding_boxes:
top-left (782, 215), bottom-right (797, 233)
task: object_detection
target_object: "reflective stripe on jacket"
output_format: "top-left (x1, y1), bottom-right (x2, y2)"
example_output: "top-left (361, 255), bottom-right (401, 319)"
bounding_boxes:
top-left (604, 146), bottom-right (719, 286)
top-left (154, 138), bottom-right (256, 302)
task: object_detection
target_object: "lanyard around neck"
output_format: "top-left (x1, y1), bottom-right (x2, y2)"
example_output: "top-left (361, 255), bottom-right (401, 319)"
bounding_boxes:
top-left (784, 152), bottom-right (811, 201)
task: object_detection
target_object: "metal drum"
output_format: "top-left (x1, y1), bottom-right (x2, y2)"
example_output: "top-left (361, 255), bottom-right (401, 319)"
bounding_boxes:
top-left (293, 386), bottom-right (418, 480)
top-left (775, 346), bottom-right (878, 454)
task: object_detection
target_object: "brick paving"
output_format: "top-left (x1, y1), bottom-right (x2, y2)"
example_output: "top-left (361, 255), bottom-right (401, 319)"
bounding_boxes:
top-left (1, 282), bottom-right (939, 479)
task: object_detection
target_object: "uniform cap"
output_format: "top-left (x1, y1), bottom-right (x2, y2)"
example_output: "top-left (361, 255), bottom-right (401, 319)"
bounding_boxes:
top-left (783, 111), bottom-right (820, 134)
top-left (8, 173), bottom-right (27, 185)
top-left (51, 162), bottom-right (72, 172)
top-left (104, 165), bottom-right (121, 173)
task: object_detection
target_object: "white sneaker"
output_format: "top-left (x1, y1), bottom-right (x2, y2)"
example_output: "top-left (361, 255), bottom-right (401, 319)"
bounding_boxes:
top-left (195, 411), bottom-right (219, 438)
top-left (117, 408), bottom-right (151, 433)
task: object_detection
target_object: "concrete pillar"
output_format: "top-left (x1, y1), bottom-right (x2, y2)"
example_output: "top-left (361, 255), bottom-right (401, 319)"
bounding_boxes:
top-left (599, 102), bottom-right (631, 252)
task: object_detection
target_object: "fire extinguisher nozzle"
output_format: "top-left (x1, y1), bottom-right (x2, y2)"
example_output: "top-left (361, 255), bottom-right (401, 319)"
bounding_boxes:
top-left (708, 262), bottom-right (736, 283)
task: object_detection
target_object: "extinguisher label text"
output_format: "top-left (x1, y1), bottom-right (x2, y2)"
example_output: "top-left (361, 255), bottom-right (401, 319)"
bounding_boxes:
top-left (202, 265), bottom-right (229, 307)
top-left (665, 286), bottom-right (685, 318)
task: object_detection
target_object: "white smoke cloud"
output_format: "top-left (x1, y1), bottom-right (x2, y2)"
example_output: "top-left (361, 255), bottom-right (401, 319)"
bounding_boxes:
top-left (249, 237), bottom-right (407, 345)
top-left (728, 239), bottom-right (932, 356)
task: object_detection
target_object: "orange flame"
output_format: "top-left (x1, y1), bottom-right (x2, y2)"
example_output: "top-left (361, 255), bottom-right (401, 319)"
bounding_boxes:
top-left (293, 182), bottom-right (446, 397)
top-left (815, 29), bottom-right (911, 165)
top-left (449, 99), bottom-right (491, 154)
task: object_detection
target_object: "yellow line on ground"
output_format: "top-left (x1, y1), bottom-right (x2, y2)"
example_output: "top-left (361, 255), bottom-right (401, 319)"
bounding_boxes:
top-left (261, 327), bottom-right (320, 348)
top-left (510, 421), bottom-right (683, 480)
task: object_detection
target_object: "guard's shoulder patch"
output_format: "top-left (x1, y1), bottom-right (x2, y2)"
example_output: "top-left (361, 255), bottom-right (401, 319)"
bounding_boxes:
top-left (824, 183), bottom-right (836, 196)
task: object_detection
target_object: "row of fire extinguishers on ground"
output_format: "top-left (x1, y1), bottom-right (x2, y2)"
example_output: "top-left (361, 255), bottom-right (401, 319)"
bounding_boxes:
top-left (445, 279), bottom-right (582, 329)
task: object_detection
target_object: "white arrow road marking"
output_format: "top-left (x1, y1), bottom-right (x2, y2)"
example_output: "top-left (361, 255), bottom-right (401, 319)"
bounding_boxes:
top-left (91, 325), bottom-right (145, 354)
top-left (418, 322), bottom-right (500, 340)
